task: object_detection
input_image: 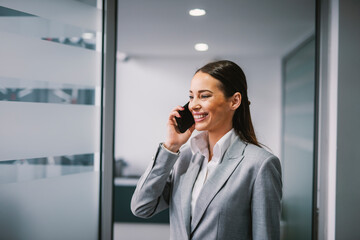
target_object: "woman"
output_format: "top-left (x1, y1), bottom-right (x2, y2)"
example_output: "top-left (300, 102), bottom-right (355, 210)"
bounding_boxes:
top-left (131, 60), bottom-right (282, 240)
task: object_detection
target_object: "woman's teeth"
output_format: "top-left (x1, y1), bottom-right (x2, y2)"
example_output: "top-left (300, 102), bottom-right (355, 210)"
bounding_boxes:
top-left (194, 114), bottom-right (207, 119)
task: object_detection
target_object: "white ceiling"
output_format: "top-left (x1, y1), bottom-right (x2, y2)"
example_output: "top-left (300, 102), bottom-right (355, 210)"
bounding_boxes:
top-left (117, 0), bottom-right (315, 58)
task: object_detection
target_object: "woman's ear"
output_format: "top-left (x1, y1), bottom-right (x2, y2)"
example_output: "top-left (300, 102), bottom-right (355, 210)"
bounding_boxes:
top-left (231, 92), bottom-right (242, 110)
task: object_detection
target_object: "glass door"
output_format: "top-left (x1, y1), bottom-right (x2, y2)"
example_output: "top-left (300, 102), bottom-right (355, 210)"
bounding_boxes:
top-left (0, 1), bottom-right (103, 239)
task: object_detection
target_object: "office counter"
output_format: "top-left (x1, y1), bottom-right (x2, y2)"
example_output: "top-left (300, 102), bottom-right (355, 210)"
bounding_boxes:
top-left (114, 177), bottom-right (169, 223)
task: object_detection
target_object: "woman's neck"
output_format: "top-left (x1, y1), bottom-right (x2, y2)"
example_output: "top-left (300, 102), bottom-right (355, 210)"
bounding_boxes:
top-left (207, 126), bottom-right (232, 161)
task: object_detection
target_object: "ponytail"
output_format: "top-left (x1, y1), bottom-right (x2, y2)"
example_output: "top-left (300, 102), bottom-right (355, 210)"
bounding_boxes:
top-left (232, 96), bottom-right (260, 147)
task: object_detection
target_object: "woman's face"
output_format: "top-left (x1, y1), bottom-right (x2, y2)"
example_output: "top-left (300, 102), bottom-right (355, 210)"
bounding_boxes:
top-left (189, 71), bottom-right (235, 134)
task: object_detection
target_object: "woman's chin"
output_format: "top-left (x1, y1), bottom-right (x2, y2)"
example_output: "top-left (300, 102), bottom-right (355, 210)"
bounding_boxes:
top-left (194, 123), bottom-right (208, 132)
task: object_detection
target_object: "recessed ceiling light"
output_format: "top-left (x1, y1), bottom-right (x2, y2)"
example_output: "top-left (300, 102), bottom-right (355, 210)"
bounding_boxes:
top-left (189, 8), bottom-right (206, 16)
top-left (194, 43), bottom-right (208, 51)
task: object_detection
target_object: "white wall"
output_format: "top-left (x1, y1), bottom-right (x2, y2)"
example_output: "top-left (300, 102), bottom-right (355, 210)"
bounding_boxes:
top-left (318, 0), bottom-right (360, 239)
top-left (115, 57), bottom-right (207, 175)
top-left (229, 56), bottom-right (282, 157)
top-left (115, 56), bottom-right (282, 176)
top-left (318, 0), bottom-right (338, 239)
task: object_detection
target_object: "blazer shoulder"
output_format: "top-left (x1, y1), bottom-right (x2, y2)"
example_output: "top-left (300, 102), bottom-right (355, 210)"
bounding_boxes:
top-left (243, 143), bottom-right (280, 169)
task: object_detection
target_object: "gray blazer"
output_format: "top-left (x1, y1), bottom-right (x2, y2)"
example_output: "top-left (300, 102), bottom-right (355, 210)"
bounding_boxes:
top-left (131, 137), bottom-right (282, 240)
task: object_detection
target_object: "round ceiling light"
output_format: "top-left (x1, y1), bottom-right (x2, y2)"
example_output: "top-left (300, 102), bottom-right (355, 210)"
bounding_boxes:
top-left (189, 8), bottom-right (206, 16)
top-left (194, 43), bottom-right (209, 51)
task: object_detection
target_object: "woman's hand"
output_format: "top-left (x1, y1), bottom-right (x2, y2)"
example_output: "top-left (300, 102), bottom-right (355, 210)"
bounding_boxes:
top-left (164, 105), bottom-right (195, 153)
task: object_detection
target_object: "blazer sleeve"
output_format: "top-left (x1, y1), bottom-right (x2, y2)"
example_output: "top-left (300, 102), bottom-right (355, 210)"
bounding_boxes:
top-left (251, 155), bottom-right (282, 240)
top-left (130, 143), bottom-right (179, 218)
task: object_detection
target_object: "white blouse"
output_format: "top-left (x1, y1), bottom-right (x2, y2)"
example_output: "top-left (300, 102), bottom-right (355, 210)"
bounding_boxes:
top-left (189, 129), bottom-right (237, 217)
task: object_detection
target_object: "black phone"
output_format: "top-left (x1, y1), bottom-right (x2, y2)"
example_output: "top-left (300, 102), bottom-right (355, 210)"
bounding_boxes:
top-left (175, 102), bottom-right (195, 133)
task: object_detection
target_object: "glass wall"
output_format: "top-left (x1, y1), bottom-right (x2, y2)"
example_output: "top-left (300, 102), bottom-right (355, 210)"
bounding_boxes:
top-left (282, 37), bottom-right (316, 239)
top-left (0, 1), bottom-right (103, 239)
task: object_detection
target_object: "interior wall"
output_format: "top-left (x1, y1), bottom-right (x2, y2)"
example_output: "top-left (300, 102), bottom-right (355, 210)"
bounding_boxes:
top-left (336, 0), bottom-right (360, 238)
top-left (114, 56), bottom-right (282, 176)
top-left (231, 56), bottom-right (282, 157)
top-left (318, 0), bottom-right (338, 238)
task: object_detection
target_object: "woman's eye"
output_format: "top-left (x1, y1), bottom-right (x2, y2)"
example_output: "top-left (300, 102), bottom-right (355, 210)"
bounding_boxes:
top-left (189, 96), bottom-right (194, 100)
top-left (200, 95), bottom-right (210, 99)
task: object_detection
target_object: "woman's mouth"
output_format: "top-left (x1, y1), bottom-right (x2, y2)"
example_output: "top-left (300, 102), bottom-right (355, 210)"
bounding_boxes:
top-left (193, 113), bottom-right (208, 122)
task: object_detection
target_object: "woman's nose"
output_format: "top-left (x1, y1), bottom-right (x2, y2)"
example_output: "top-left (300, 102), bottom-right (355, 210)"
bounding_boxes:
top-left (189, 99), bottom-right (200, 111)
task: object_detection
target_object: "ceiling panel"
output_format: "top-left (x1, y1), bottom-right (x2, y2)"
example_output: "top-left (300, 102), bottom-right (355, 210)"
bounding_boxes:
top-left (117, 0), bottom-right (315, 57)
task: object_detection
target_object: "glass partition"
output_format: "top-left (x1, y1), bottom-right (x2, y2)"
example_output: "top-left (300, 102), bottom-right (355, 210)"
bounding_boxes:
top-left (0, 1), bottom-right (103, 239)
top-left (282, 37), bottom-right (316, 239)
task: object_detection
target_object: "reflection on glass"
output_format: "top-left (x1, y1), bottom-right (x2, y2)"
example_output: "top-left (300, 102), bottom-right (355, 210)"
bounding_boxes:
top-left (42, 36), bottom-right (97, 50)
top-left (0, 153), bottom-right (95, 184)
top-left (0, 86), bottom-right (95, 105)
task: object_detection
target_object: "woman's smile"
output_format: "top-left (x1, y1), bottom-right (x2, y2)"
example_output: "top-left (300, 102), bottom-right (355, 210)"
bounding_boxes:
top-left (192, 112), bottom-right (208, 122)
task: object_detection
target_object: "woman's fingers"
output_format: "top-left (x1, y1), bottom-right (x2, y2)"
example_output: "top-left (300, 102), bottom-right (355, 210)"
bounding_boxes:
top-left (168, 105), bottom-right (184, 121)
top-left (169, 110), bottom-right (181, 119)
top-left (164, 105), bottom-right (195, 152)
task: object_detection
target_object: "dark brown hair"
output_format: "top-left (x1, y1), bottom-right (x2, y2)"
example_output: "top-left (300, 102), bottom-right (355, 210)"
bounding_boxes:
top-left (196, 60), bottom-right (260, 147)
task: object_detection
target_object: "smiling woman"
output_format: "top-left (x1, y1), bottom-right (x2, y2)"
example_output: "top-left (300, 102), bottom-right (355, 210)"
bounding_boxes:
top-left (131, 60), bottom-right (282, 240)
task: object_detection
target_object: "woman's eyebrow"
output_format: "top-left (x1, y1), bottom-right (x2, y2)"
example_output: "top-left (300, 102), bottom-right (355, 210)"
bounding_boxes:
top-left (189, 90), bottom-right (213, 93)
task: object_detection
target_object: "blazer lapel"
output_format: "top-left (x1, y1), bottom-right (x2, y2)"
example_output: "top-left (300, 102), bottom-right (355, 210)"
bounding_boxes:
top-left (180, 153), bottom-right (204, 238)
top-left (190, 138), bottom-right (247, 232)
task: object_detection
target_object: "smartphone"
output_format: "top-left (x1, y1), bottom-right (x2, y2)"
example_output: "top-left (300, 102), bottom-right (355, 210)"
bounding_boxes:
top-left (175, 102), bottom-right (195, 133)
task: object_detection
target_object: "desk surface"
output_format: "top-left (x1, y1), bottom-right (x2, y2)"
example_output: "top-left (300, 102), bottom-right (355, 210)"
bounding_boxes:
top-left (113, 178), bottom-right (169, 223)
top-left (114, 177), bottom-right (139, 186)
